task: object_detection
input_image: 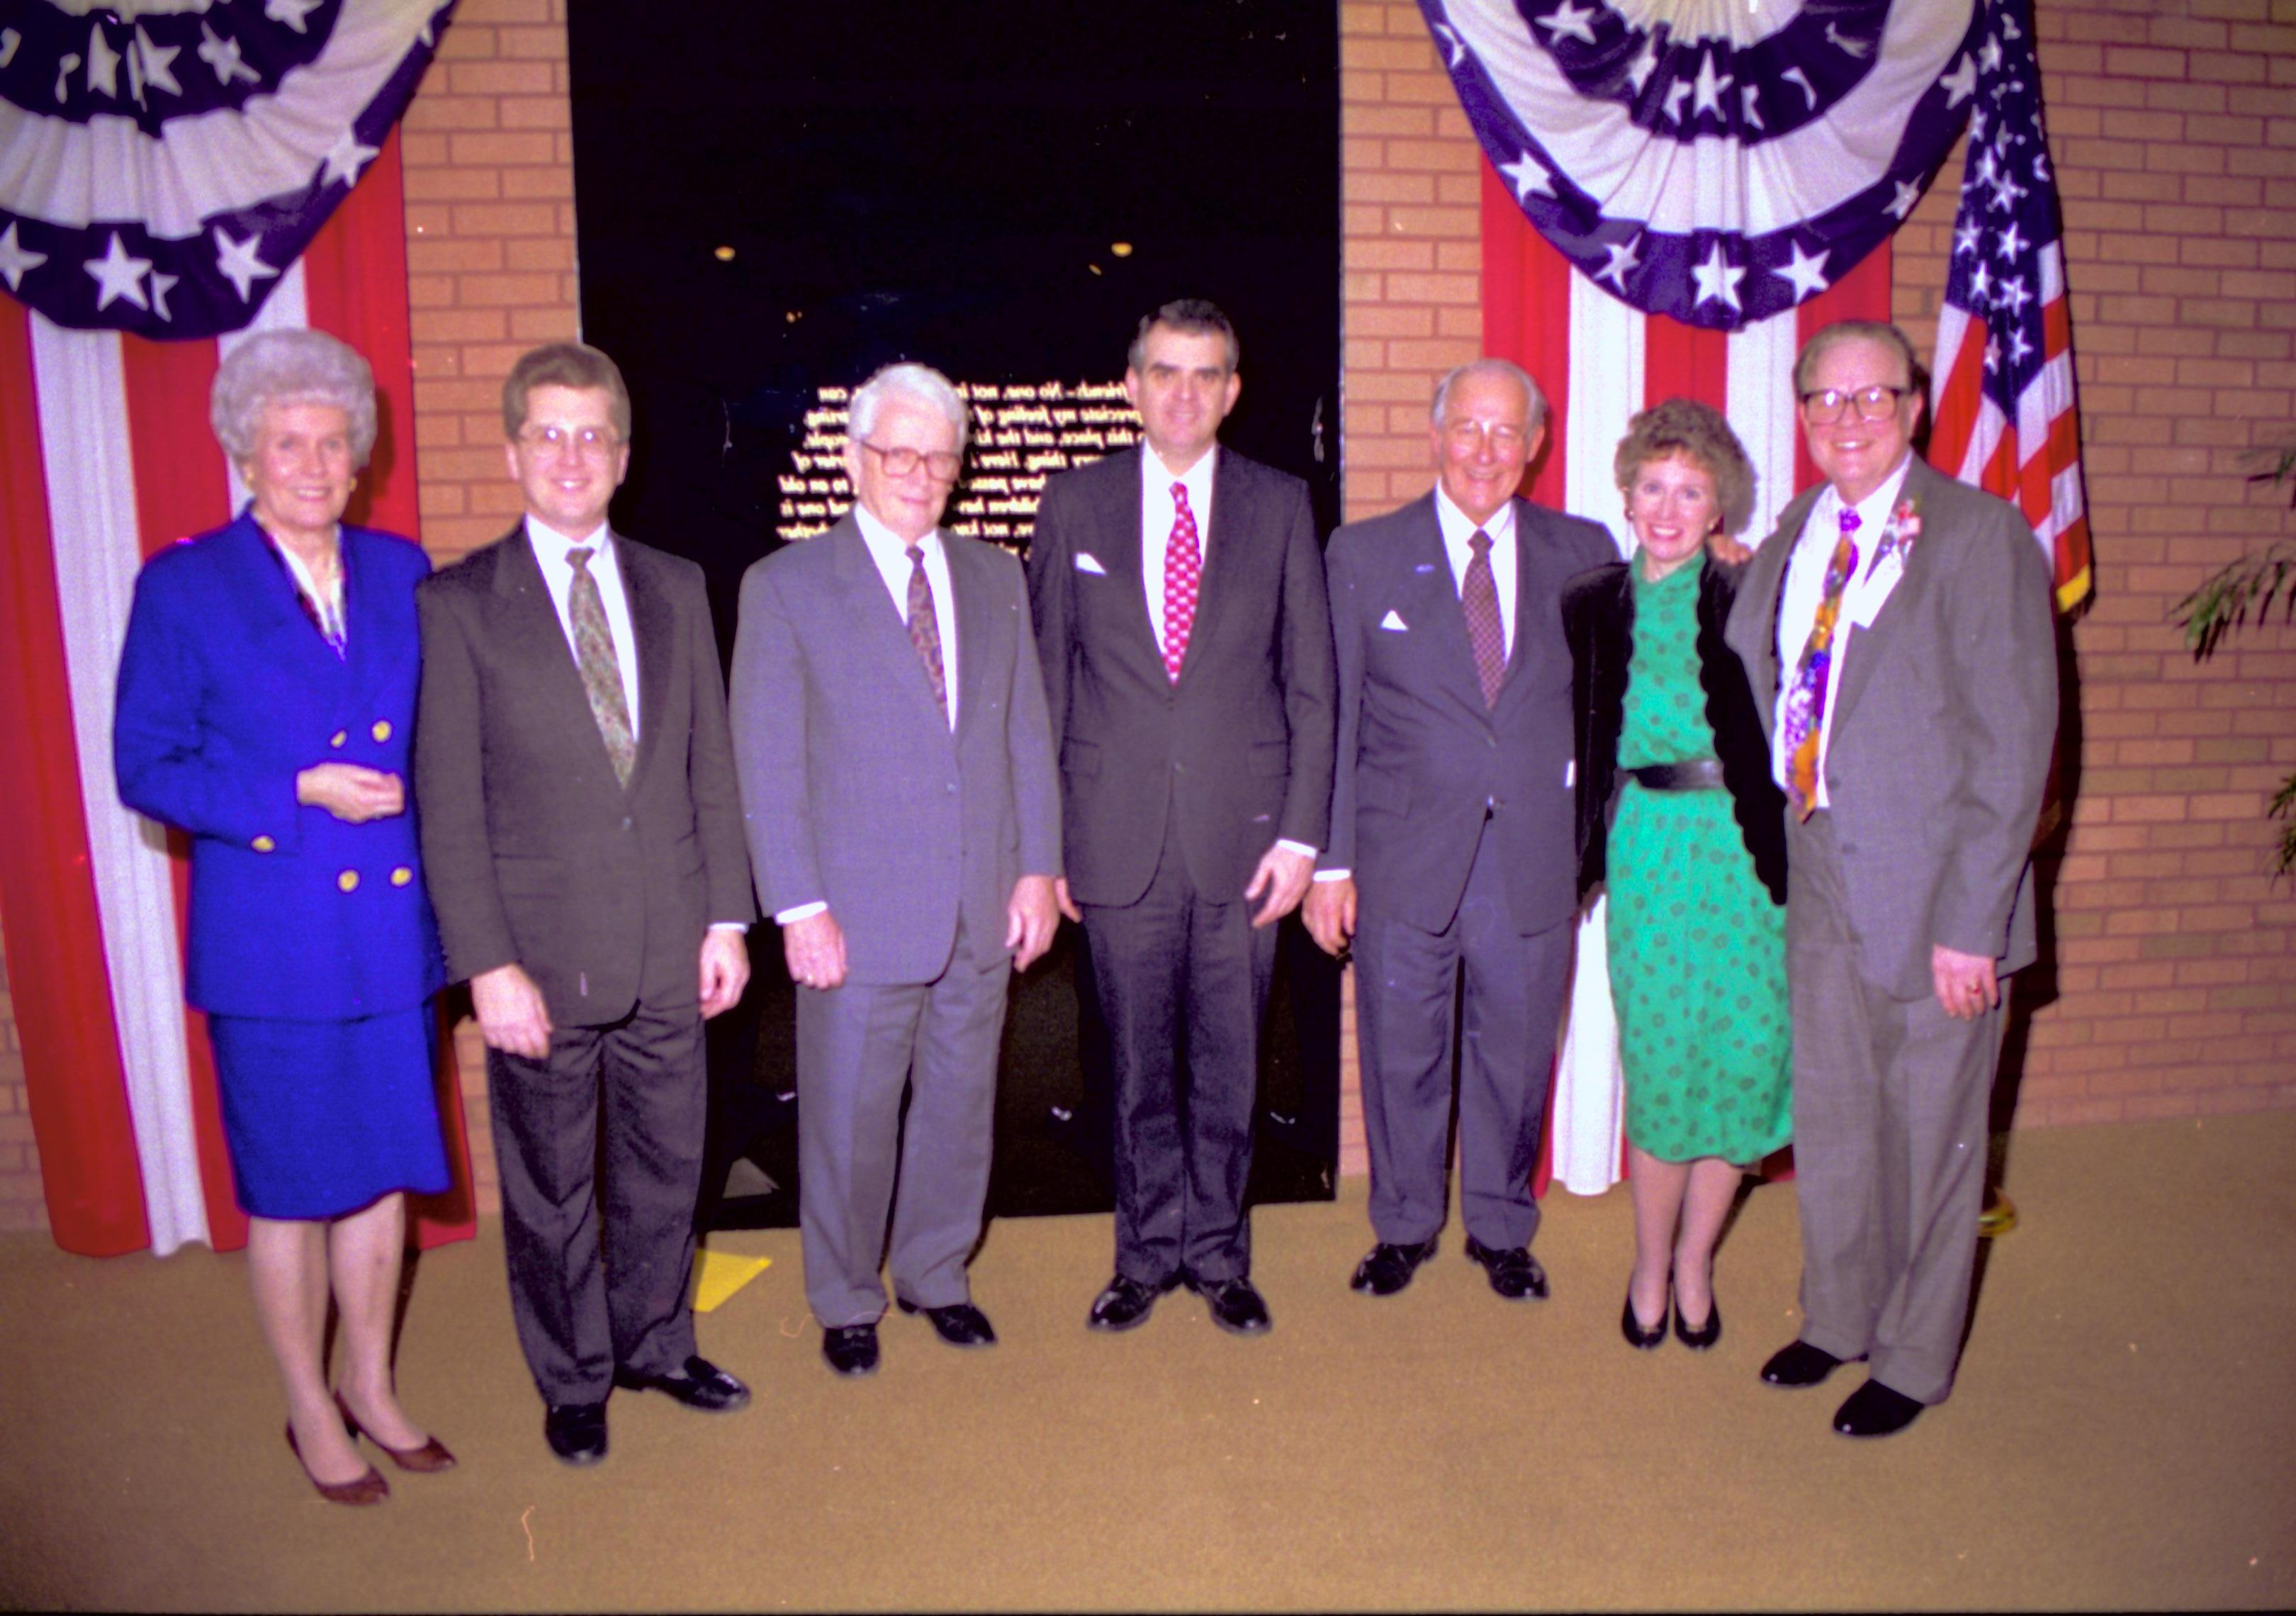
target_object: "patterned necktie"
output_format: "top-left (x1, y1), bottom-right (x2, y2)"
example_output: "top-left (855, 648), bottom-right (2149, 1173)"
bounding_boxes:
top-left (566, 546), bottom-right (636, 787)
top-left (1780, 507), bottom-right (1862, 820)
top-left (906, 542), bottom-right (949, 722)
top-left (1161, 482), bottom-right (1201, 683)
top-left (1461, 528), bottom-right (1505, 709)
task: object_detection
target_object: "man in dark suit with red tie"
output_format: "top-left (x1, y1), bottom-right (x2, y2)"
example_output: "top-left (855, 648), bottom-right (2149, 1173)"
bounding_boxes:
top-left (1305, 359), bottom-right (1613, 1305)
top-left (1027, 301), bottom-right (1336, 1337)
top-left (416, 344), bottom-right (753, 1466)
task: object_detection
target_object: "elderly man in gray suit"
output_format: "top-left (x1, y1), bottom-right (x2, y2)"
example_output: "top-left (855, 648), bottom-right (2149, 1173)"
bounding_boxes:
top-left (1726, 320), bottom-right (2056, 1438)
top-left (730, 362), bottom-right (1062, 1379)
top-left (1305, 359), bottom-right (1613, 1305)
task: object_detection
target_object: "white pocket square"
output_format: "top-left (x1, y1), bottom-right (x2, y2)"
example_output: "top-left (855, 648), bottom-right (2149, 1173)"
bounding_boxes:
top-left (1378, 610), bottom-right (1408, 632)
top-left (1074, 552), bottom-right (1107, 576)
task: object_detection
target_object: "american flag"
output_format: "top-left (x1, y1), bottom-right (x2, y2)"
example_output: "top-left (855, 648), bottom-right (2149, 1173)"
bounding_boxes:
top-left (1926, 0), bottom-right (2093, 613)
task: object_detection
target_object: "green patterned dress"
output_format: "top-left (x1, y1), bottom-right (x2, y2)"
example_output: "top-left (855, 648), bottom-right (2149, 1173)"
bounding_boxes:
top-left (1605, 561), bottom-right (1791, 1165)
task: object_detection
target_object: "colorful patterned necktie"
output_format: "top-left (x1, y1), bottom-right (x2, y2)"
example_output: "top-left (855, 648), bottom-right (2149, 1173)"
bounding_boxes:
top-left (906, 542), bottom-right (949, 723)
top-left (566, 546), bottom-right (636, 787)
top-left (1461, 528), bottom-right (1505, 708)
top-left (1161, 482), bottom-right (1201, 683)
top-left (1780, 507), bottom-right (1862, 820)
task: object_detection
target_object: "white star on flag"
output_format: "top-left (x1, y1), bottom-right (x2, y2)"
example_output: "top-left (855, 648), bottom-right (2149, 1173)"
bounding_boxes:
top-left (1594, 232), bottom-right (1642, 290)
top-left (1954, 221), bottom-right (1982, 257)
top-left (0, 221), bottom-right (48, 291)
top-left (266, 0), bottom-right (325, 35)
top-left (135, 27), bottom-right (183, 99)
top-left (213, 227), bottom-right (279, 301)
top-left (84, 232), bottom-right (152, 311)
top-left (1692, 51), bottom-right (1732, 120)
top-left (198, 23), bottom-right (261, 86)
top-left (1626, 38), bottom-right (1658, 95)
top-left (1941, 54), bottom-right (1977, 106)
top-left (1689, 240), bottom-right (1744, 312)
top-left (86, 21), bottom-right (120, 99)
top-left (1888, 179), bottom-right (1923, 220)
top-left (1740, 84), bottom-right (1765, 131)
top-left (322, 129), bottom-right (382, 188)
top-left (148, 271), bottom-right (179, 322)
top-left (1499, 150), bottom-right (1551, 202)
top-left (1781, 67), bottom-right (1815, 109)
top-left (1433, 23), bottom-right (1465, 68)
top-left (1994, 220), bottom-right (2027, 262)
top-left (1772, 240), bottom-right (1830, 303)
top-left (1664, 77), bottom-right (1693, 126)
top-left (1536, 0), bottom-right (1599, 47)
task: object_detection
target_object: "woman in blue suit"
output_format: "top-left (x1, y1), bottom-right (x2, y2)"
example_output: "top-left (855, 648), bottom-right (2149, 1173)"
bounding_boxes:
top-left (115, 330), bottom-right (455, 1505)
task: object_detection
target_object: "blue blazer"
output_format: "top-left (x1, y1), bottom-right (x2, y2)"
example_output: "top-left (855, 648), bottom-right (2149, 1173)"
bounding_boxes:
top-left (114, 512), bottom-right (446, 1020)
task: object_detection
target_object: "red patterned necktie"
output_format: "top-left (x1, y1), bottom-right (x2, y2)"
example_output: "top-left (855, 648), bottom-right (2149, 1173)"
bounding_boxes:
top-left (905, 542), bottom-right (949, 723)
top-left (1781, 507), bottom-right (1862, 820)
top-left (1161, 482), bottom-right (1200, 683)
top-left (1461, 528), bottom-right (1505, 708)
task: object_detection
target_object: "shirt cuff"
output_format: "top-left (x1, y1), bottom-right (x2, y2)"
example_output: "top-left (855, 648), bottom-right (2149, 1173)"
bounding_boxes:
top-left (1275, 838), bottom-right (1318, 861)
top-left (1313, 868), bottom-right (1351, 883)
top-left (774, 902), bottom-right (828, 925)
top-left (708, 921), bottom-right (749, 933)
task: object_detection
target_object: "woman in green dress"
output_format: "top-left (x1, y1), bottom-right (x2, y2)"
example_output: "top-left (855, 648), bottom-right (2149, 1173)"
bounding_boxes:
top-left (1562, 399), bottom-right (1789, 1352)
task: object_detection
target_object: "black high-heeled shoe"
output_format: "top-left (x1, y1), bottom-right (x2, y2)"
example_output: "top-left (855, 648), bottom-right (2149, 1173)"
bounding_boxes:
top-left (1621, 1289), bottom-right (1668, 1350)
top-left (1673, 1293), bottom-right (1722, 1350)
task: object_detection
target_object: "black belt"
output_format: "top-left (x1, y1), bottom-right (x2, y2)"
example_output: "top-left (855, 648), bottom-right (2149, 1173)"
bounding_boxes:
top-left (1624, 759), bottom-right (1726, 791)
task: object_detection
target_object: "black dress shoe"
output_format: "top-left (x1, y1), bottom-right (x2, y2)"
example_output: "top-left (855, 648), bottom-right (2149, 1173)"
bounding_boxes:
top-left (543, 1401), bottom-right (608, 1466)
top-left (1351, 1239), bottom-right (1438, 1296)
top-left (1463, 1237), bottom-right (1549, 1301)
top-left (1086, 1272), bottom-right (1179, 1333)
top-left (896, 1297), bottom-right (997, 1348)
top-left (1760, 1339), bottom-right (1853, 1388)
top-left (1185, 1272), bottom-right (1272, 1336)
top-left (821, 1323), bottom-right (880, 1377)
top-left (1673, 1294), bottom-right (1721, 1350)
top-left (1833, 1378), bottom-right (1925, 1437)
top-left (1621, 1290), bottom-right (1668, 1350)
top-left (613, 1354), bottom-right (751, 1412)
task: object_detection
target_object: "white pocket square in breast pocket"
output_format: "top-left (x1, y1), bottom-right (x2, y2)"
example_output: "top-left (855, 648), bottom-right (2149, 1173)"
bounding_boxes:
top-left (1074, 552), bottom-right (1108, 576)
top-left (1378, 609), bottom-right (1408, 632)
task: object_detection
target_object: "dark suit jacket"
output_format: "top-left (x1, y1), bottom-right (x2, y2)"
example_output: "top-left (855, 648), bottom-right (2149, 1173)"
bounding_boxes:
top-left (414, 525), bottom-right (751, 1025)
top-left (1723, 457), bottom-right (2058, 1001)
top-left (1322, 493), bottom-right (1614, 936)
top-left (727, 515), bottom-right (1062, 986)
top-left (115, 513), bottom-right (444, 1019)
top-left (1027, 445), bottom-right (1335, 907)
top-left (1560, 556), bottom-right (1788, 905)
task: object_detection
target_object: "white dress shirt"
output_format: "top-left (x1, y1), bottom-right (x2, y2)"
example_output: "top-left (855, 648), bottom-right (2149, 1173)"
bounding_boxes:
top-left (1434, 486), bottom-right (1519, 658)
top-left (525, 514), bottom-right (640, 741)
top-left (852, 503), bottom-right (959, 732)
top-left (1771, 454), bottom-right (1916, 809)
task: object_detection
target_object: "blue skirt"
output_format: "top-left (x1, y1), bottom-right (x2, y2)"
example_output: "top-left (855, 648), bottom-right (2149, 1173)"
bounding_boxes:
top-left (207, 1007), bottom-right (451, 1221)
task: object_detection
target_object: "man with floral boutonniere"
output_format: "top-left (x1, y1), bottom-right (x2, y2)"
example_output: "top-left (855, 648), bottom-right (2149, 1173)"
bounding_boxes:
top-left (1724, 320), bottom-right (2058, 1440)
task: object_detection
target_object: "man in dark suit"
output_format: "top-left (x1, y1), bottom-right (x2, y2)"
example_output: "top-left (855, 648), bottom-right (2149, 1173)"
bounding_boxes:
top-left (729, 362), bottom-right (1062, 1378)
top-left (1726, 321), bottom-right (2056, 1437)
top-left (1304, 359), bottom-right (1613, 1304)
top-left (416, 344), bottom-right (753, 1466)
top-left (1027, 300), bottom-right (1335, 1336)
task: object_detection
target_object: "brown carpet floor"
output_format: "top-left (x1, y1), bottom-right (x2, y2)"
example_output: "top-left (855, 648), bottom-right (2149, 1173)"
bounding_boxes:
top-left (2, 1110), bottom-right (2292, 1612)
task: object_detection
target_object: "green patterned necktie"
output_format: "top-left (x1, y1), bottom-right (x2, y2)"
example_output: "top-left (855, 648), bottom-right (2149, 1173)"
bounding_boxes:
top-left (566, 546), bottom-right (636, 786)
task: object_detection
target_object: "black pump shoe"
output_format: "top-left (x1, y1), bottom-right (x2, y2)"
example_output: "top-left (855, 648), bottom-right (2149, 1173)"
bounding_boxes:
top-left (1621, 1290), bottom-right (1668, 1350)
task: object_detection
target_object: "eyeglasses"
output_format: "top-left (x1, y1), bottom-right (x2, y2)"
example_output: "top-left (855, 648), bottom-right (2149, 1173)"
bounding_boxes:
top-left (1443, 420), bottom-right (1529, 452)
top-left (1799, 385), bottom-right (1910, 425)
top-left (862, 441), bottom-right (962, 482)
top-left (517, 423), bottom-right (623, 457)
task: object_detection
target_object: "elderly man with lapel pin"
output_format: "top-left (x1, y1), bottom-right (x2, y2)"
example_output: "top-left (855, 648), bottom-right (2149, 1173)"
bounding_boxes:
top-left (1305, 358), bottom-right (1614, 1306)
top-left (416, 344), bottom-right (754, 1466)
top-left (1725, 320), bottom-right (2056, 1438)
top-left (730, 361), bottom-right (1062, 1379)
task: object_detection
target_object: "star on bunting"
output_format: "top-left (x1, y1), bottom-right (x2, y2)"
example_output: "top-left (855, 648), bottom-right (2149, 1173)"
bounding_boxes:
top-left (322, 128), bottom-right (382, 188)
top-left (1536, 1), bottom-right (1599, 47)
top-left (1690, 241), bottom-right (1744, 313)
top-left (84, 232), bottom-right (152, 311)
top-left (267, 0), bottom-right (324, 34)
top-left (1594, 233), bottom-right (1643, 290)
top-left (213, 227), bottom-right (279, 301)
top-left (0, 222), bottom-right (48, 291)
top-left (1499, 150), bottom-right (1553, 203)
top-left (1772, 240), bottom-right (1830, 303)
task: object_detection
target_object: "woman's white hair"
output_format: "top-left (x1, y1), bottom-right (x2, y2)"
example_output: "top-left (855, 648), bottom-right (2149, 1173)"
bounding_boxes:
top-left (849, 361), bottom-right (969, 454)
top-left (210, 329), bottom-right (379, 466)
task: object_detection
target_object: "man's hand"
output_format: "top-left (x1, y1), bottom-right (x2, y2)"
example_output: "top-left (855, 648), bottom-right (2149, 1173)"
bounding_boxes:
top-left (1006, 875), bottom-right (1060, 972)
top-left (1245, 844), bottom-right (1315, 929)
top-left (1052, 875), bottom-right (1081, 924)
top-left (1302, 876), bottom-right (1357, 958)
top-left (1706, 530), bottom-right (1754, 566)
top-left (1931, 943), bottom-right (2000, 1021)
top-left (472, 963), bottom-right (552, 1060)
top-left (783, 910), bottom-right (848, 992)
top-left (296, 763), bottom-right (405, 823)
top-left (698, 928), bottom-right (750, 1019)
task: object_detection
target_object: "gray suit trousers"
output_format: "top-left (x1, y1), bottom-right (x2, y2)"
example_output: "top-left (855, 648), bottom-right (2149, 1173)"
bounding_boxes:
top-left (1352, 812), bottom-right (1571, 1252)
top-left (1786, 810), bottom-right (2005, 1405)
top-left (794, 928), bottom-right (1008, 1329)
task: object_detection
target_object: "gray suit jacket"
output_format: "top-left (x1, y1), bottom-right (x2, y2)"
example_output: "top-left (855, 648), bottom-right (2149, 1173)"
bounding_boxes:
top-left (415, 527), bottom-right (752, 1024)
top-left (1322, 493), bottom-right (1615, 936)
top-left (1724, 457), bottom-right (2058, 1001)
top-left (1026, 445), bottom-right (1335, 907)
top-left (728, 515), bottom-right (1062, 986)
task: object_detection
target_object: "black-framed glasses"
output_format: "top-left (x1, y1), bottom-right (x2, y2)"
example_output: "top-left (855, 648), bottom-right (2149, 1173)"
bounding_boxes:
top-left (861, 441), bottom-right (962, 482)
top-left (1799, 385), bottom-right (1910, 425)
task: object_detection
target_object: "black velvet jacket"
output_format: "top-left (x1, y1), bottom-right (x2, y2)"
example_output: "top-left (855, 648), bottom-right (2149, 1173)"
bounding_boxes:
top-left (1560, 555), bottom-right (1788, 906)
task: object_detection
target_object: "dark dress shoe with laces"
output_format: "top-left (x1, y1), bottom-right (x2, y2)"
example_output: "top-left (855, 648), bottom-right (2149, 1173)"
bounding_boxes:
top-left (1760, 1338), bottom-right (1853, 1388)
top-left (1464, 1237), bottom-right (1548, 1301)
top-left (613, 1354), bottom-right (751, 1413)
top-left (1673, 1295), bottom-right (1721, 1350)
top-left (1186, 1271), bottom-right (1272, 1335)
top-left (821, 1324), bottom-right (880, 1376)
top-left (543, 1401), bottom-right (609, 1467)
top-left (1621, 1291), bottom-right (1668, 1350)
top-left (1351, 1240), bottom-right (1438, 1296)
top-left (896, 1297), bottom-right (998, 1348)
top-left (1086, 1272), bottom-right (1179, 1332)
top-left (1833, 1378), bottom-right (1925, 1437)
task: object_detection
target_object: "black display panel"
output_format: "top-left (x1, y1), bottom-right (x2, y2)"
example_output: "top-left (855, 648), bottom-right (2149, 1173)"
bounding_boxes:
top-left (567, 1), bottom-right (1342, 1227)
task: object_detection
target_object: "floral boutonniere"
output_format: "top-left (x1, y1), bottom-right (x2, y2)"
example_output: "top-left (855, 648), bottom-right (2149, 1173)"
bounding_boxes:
top-left (1867, 493), bottom-right (1921, 578)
